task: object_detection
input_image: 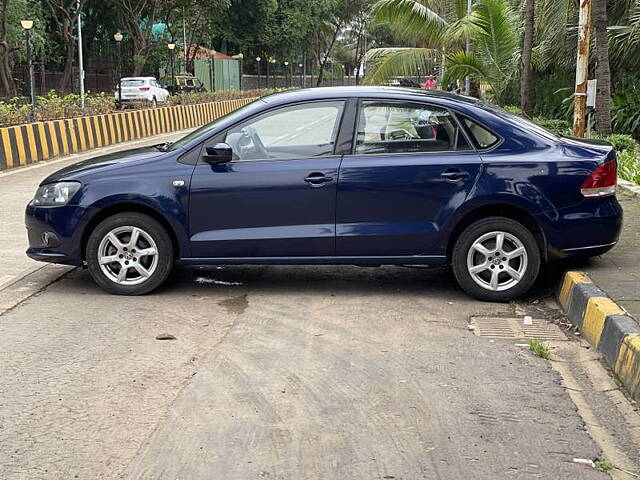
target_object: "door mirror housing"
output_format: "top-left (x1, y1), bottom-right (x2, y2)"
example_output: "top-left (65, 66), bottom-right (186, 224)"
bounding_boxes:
top-left (202, 143), bottom-right (233, 164)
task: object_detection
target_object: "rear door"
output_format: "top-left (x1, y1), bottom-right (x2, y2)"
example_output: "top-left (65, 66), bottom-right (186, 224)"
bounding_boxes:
top-left (336, 100), bottom-right (483, 257)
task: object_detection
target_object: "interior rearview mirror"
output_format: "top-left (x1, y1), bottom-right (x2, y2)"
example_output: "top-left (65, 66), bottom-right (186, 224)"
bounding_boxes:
top-left (203, 143), bottom-right (233, 164)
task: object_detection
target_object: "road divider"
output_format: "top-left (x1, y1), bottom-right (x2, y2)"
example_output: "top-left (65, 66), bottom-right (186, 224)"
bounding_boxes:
top-left (0, 98), bottom-right (255, 171)
top-left (558, 271), bottom-right (640, 402)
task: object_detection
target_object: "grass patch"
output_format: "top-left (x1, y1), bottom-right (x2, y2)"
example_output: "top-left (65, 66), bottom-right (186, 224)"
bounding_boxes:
top-left (528, 339), bottom-right (550, 359)
top-left (594, 459), bottom-right (614, 473)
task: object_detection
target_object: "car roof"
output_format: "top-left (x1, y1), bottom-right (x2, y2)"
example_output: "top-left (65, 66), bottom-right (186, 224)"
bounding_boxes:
top-left (121, 77), bottom-right (155, 81)
top-left (261, 86), bottom-right (481, 107)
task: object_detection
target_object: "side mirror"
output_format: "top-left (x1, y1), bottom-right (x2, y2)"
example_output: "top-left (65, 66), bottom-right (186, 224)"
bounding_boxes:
top-left (202, 143), bottom-right (233, 164)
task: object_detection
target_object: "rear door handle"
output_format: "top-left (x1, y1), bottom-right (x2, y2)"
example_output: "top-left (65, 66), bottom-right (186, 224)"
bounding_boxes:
top-left (304, 172), bottom-right (334, 185)
top-left (441, 169), bottom-right (470, 181)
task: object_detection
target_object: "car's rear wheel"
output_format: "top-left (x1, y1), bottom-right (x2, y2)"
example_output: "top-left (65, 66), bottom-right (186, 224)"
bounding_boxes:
top-left (86, 212), bottom-right (173, 295)
top-left (452, 217), bottom-right (541, 302)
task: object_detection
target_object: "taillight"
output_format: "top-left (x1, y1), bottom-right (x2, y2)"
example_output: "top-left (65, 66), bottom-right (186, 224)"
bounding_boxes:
top-left (580, 161), bottom-right (617, 197)
top-left (139, 86), bottom-right (150, 91)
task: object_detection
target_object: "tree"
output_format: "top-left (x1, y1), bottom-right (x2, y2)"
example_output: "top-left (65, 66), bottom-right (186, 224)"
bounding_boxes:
top-left (112, 0), bottom-right (165, 76)
top-left (367, 0), bottom-right (520, 105)
top-left (520, 0), bottom-right (535, 117)
top-left (43, 0), bottom-right (86, 92)
top-left (592, 0), bottom-right (612, 135)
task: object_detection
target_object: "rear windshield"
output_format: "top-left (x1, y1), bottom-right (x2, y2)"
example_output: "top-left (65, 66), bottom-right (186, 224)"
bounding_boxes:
top-left (121, 79), bottom-right (146, 87)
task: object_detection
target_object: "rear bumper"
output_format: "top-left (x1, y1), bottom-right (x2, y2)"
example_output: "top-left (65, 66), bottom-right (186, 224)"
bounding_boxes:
top-left (536, 196), bottom-right (623, 259)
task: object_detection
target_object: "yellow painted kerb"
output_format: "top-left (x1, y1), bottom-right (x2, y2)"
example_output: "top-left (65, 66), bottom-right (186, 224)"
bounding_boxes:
top-left (614, 334), bottom-right (640, 397)
top-left (582, 297), bottom-right (625, 347)
top-left (559, 271), bottom-right (592, 310)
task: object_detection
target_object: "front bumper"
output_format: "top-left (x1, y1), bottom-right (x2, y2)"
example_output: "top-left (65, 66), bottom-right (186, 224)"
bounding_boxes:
top-left (25, 202), bottom-right (96, 266)
top-left (536, 196), bottom-right (623, 259)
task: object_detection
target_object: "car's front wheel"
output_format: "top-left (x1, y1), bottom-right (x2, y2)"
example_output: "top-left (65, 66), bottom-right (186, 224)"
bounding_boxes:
top-left (86, 212), bottom-right (174, 295)
top-left (452, 217), bottom-right (541, 302)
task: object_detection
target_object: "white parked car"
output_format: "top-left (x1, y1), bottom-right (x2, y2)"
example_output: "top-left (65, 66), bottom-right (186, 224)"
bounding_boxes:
top-left (115, 77), bottom-right (170, 107)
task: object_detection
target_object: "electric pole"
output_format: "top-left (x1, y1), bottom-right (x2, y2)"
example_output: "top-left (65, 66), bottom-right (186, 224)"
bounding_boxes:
top-left (573, 0), bottom-right (592, 137)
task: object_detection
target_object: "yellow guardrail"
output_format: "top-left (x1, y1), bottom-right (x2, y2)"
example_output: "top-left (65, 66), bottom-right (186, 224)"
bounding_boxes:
top-left (0, 98), bottom-right (255, 171)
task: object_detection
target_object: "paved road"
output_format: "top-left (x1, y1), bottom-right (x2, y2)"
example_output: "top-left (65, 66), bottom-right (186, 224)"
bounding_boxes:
top-left (1, 134), bottom-right (638, 479)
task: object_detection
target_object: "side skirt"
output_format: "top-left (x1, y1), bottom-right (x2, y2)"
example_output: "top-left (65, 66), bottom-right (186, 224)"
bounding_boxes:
top-left (178, 255), bottom-right (448, 266)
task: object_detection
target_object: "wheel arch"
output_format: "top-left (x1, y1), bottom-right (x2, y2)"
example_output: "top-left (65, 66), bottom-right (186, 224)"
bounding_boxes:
top-left (446, 203), bottom-right (547, 263)
top-left (81, 202), bottom-right (180, 262)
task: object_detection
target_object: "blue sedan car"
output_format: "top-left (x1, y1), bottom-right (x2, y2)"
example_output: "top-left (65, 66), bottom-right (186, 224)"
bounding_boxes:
top-left (25, 87), bottom-right (622, 301)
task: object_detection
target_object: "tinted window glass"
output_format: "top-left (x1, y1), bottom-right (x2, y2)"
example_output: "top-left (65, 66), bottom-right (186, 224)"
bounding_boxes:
top-left (462, 117), bottom-right (500, 149)
top-left (225, 101), bottom-right (344, 161)
top-left (356, 102), bottom-right (466, 154)
top-left (166, 100), bottom-right (260, 152)
top-left (121, 79), bottom-right (146, 87)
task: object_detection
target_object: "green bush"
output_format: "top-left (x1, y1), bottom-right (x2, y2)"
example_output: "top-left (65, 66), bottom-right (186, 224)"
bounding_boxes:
top-left (503, 105), bottom-right (523, 115)
top-left (168, 88), bottom-right (291, 106)
top-left (605, 134), bottom-right (637, 153)
top-left (617, 150), bottom-right (640, 184)
top-left (611, 76), bottom-right (640, 140)
top-left (0, 88), bottom-right (287, 127)
top-left (532, 117), bottom-right (570, 134)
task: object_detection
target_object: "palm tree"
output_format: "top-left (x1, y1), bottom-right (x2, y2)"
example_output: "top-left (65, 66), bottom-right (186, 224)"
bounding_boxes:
top-left (443, 0), bottom-right (520, 104)
top-left (520, 0), bottom-right (535, 117)
top-left (366, 0), bottom-right (521, 105)
top-left (593, 0), bottom-right (612, 135)
top-left (364, 0), bottom-right (453, 86)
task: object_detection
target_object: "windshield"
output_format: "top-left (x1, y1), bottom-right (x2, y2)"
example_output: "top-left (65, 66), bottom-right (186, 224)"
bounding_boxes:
top-left (481, 103), bottom-right (560, 142)
top-left (121, 79), bottom-right (146, 87)
top-left (167, 99), bottom-right (263, 152)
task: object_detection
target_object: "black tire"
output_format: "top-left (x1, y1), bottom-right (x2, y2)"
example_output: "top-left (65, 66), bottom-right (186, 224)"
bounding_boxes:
top-left (86, 212), bottom-right (174, 295)
top-left (452, 216), bottom-right (541, 302)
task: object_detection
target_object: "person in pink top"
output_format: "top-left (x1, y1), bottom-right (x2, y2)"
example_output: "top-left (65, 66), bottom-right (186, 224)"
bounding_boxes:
top-left (423, 75), bottom-right (437, 90)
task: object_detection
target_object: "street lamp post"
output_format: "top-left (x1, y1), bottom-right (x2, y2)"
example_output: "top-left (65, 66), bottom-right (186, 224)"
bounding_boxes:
top-left (255, 56), bottom-right (261, 88)
top-left (114, 32), bottom-right (123, 109)
top-left (284, 61), bottom-right (289, 87)
top-left (298, 63), bottom-right (303, 88)
top-left (21, 20), bottom-right (35, 120)
top-left (269, 58), bottom-right (276, 88)
top-left (168, 43), bottom-right (176, 95)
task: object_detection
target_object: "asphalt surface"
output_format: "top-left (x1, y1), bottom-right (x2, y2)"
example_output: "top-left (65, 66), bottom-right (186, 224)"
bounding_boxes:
top-left (1, 131), bottom-right (638, 479)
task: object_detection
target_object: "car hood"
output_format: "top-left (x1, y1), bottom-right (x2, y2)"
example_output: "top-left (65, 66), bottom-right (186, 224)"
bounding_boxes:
top-left (41, 145), bottom-right (165, 184)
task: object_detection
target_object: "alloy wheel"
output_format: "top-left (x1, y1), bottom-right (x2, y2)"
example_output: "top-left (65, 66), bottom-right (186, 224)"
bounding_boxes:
top-left (466, 230), bottom-right (528, 292)
top-left (97, 226), bottom-right (159, 285)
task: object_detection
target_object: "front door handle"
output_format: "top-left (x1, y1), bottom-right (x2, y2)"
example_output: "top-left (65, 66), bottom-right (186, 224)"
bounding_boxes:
top-left (304, 172), bottom-right (334, 185)
top-left (441, 169), bottom-right (470, 181)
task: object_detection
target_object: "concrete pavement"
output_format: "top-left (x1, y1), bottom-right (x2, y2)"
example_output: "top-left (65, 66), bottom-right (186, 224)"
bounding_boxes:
top-left (1, 264), bottom-right (611, 480)
top-left (571, 187), bottom-right (640, 320)
top-left (1, 140), bottom-right (639, 479)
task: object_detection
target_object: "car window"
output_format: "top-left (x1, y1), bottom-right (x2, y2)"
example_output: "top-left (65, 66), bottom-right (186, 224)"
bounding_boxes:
top-left (121, 79), bottom-right (145, 87)
top-left (461, 116), bottom-right (500, 149)
top-left (186, 79), bottom-right (195, 86)
top-left (355, 101), bottom-right (468, 155)
top-left (224, 101), bottom-right (345, 161)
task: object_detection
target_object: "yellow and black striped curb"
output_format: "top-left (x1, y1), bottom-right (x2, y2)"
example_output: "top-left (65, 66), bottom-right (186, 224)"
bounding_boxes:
top-left (0, 98), bottom-right (255, 171)
top-left (558, 271), bottom-right (640, 402)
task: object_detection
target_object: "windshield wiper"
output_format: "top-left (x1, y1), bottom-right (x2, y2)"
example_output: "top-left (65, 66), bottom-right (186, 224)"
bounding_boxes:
top-left (154, 142), bottom-right (173, 152)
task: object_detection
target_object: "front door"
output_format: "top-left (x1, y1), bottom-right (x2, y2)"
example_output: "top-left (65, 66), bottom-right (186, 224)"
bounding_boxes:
top-left (336, 100), bottom-right (483, 258)
top-left (189, 100), bottom-right (345, 258)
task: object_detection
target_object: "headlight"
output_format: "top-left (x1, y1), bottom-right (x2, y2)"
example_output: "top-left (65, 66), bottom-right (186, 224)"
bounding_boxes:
top-left (32, 181), bottom-right (81, 206)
